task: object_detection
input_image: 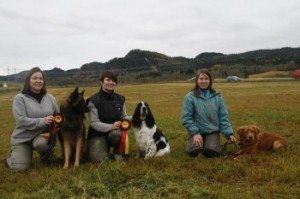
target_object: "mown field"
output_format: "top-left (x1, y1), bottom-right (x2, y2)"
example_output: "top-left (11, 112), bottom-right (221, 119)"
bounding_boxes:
top-left (0, 81), bottom-right (300, 199)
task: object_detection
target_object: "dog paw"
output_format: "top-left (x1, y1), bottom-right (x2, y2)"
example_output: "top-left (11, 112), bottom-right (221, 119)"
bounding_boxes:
top-left (144, 154), bottom-right (154, 159)
top-left (233, 155), bottom-right (244, 160)
top-left (63, 164), bottom-right (69, 169)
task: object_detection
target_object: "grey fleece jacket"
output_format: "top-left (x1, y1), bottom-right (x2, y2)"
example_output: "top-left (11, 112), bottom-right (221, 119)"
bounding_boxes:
top-left (11, 92), bottom-right (58, 145)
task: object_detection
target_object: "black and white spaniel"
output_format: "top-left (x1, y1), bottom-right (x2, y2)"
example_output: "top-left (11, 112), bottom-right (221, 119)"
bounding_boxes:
top-left (132, 101), bottom-right (170, 159)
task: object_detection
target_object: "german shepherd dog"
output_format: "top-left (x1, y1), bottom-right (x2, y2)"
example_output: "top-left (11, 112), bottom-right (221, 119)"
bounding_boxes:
top-left (59, 87), bottom-right (89, 169)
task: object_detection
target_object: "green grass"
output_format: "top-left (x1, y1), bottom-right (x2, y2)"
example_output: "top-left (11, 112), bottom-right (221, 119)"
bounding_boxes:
top-left (1, 81), bottom-right (300, 199)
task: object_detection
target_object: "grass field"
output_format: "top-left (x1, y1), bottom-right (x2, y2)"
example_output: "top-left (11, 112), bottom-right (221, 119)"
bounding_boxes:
top-left (1, 81), bottom-right (300, 199)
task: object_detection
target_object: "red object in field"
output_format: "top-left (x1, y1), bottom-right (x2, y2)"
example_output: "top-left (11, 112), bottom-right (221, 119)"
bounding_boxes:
top-left (294, 69), bottom-right (300, 79)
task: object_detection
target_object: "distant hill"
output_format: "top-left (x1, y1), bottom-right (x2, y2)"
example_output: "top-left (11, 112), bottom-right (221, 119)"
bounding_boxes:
top-left (1, 47), bottom-right (299, 84)
top-left (76, 47), bottom-right (300, 83)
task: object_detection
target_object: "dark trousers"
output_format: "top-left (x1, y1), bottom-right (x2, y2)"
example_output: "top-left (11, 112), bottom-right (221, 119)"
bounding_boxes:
top-left (185, 133), bottom-right (221, 158)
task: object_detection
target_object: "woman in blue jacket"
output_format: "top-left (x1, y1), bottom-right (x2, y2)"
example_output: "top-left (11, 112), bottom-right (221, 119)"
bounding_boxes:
top-left (182, 69), bottom-right (236, 158)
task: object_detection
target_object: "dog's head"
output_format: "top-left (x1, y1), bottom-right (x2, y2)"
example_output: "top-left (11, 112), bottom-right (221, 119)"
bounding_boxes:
top-left (67, 87), bottom-right (89, 113)
top-left (132, 101), bottom-right (155, 128)
top-left (237, 125), bottom-right (260, 145)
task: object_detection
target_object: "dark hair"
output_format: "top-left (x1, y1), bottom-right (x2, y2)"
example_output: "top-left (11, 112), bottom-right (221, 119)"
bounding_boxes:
top-left (193, 69), bottom-right (215, 97)
top-left (99, 71), bottom-right (118, 84)
top-left (23, 67), bottom-right (47, 93)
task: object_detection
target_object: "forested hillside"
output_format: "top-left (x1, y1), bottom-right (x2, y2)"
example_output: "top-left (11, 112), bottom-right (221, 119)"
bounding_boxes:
top-left (1, 47), bottom-right (299, 85)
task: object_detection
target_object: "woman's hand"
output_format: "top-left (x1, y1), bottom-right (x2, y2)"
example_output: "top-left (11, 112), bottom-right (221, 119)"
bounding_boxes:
top-left (112, 121), bottom-right (122, 130)
top-left (228, 135), bottom-right (236, 143)
top-left (44, 116), bottom-right (54, 125)
top-left (193, 134), bottom-right (203, 147)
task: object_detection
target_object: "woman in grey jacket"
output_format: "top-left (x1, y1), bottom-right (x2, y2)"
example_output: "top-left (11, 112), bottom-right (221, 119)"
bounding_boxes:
top-left (182, 69), bottom-right (236, 158)
top-left (5, 67), bottom-right (58, 171)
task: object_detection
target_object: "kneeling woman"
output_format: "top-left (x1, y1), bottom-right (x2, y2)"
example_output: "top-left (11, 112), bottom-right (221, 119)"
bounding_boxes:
top-left (6, 67), bottom-right (58, 171)
top-left (182, 69), bottom-right (236, 158)
top-left (87, 71), bottom-right (131, 161)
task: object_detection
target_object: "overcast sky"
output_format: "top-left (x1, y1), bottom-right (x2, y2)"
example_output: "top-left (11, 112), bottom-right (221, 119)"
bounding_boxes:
top-left (0, 0), bottom-right (299, 76)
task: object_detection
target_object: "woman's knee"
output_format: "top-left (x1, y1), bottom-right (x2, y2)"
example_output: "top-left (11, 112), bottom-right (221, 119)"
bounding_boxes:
top-left (10, 161), bottom-right (31, 171)
top-left (107, 129), bottom-right (122, 147)
top-left (33, 135), bottom-right (51, 154)
top-left (187, 149), bottom-right (202, 157)
top-left (203, 133), bottom-right (221, 158)
top-left (88, 137), bottom-right (108, 162)
top-left (6, 146), bottom-right (32, 171)
top-left (185, 135), bottom-right (202, 157)
top-left (203, 148), bottom-right (220, 158)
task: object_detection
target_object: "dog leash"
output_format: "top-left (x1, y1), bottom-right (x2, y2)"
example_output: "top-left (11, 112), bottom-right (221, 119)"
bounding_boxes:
top-left (221, 141), bottom-right (240, 156)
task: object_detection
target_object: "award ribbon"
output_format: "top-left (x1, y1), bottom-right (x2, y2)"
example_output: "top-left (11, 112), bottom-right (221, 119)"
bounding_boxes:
top-left (118, 119), bottom-right (131, 155)
top-left (47, 113), bottom-right (64, 153)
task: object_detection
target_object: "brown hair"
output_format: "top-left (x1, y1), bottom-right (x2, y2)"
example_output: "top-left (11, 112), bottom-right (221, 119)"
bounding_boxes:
top-left (99, 71), bottom-right (118, 84)
top-left (193, 69), bottom-right (215, 97)
top-left (23, 67), bottom-right (47, 93)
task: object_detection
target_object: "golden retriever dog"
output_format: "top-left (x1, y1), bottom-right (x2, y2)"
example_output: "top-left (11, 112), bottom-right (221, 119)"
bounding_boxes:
top-left (235, 125), bottom-right (287, 158)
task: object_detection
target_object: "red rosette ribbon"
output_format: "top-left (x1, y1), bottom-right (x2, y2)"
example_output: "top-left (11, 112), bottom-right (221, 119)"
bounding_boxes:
top-left (53, 113), bottom-right (64, 124)
top-left (46, 113), bottom-right (64, 155)
top-left (118, 120), bottom-right (131, 154)
top-left (120, 119), bottom-right (131, 130)
top-left (49, 113), bottom-right (64, 135)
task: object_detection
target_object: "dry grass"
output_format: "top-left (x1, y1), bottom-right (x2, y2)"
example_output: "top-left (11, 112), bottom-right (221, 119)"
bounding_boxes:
top-left (1, 81), bottom-right (300, 198)
top-left (248, 71), bottom-right (291, 78)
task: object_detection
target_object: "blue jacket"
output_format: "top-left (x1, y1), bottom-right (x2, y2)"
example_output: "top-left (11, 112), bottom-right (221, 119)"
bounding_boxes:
top-left (182, 90), bottom-right (233, 138)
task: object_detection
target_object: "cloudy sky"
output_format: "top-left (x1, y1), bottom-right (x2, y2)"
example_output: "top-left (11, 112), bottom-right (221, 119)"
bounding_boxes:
top-left (0, 0), bottom-right (299, 76)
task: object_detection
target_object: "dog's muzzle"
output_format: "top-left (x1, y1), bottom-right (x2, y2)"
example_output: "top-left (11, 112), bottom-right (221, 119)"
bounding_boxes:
top-left (140, 106), bottom-right (148, 120)
top-left (246, 133), bottom-right (254, 141)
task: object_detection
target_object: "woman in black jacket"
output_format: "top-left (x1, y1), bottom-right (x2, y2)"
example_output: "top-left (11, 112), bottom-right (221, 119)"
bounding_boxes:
top-left (87, 71), bottom-right (131, 161)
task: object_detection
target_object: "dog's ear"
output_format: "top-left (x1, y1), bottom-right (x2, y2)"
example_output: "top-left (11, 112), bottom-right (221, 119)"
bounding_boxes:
top-left (67, 87), bottom-right (79, 103)
top-left (145, 104), bottom-right (155, 128)
top-left (253, 126), bottom-right (260, 135)
top-left (237, 126), bottom-right (244, 136)
top-left (71, 87), bottom-right (79, 99)
top-left (80, 90), bottom-right (85, 95)
top-left (132, 103), bottom-right (142, 127)
top-left (74, 86), bottom-right (79, 92)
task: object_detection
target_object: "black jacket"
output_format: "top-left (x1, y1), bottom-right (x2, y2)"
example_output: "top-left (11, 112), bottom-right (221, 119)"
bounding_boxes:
top-left (87, 90), bottom-right (125, 138)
